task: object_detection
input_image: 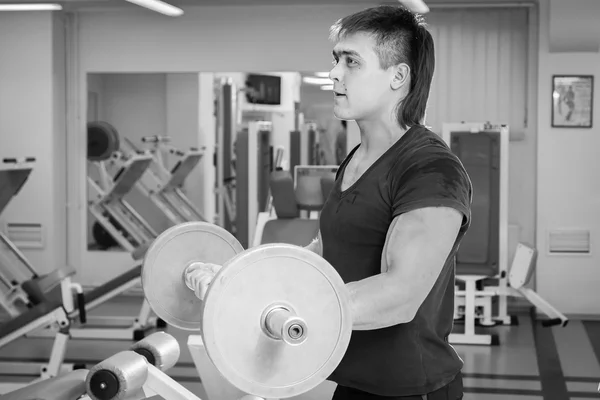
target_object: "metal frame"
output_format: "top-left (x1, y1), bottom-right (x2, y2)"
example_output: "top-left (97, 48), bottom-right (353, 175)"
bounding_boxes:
top-left (0, 308), bottom-right (74, 395)
top-left (87, 152), bottom-right (157, 253)
top-left (442, 122), bottom-right (567, 345)
top-left (251, 147), bottom-right (285, 248)
top-left (49, 152), bottom-right (161, 340)
top-left (246, 121), bottom-right (272, 247)
top-left (0, 159), bottom-right (38, 317)
top-left (441, 122), bottom-right (510, 345)
top-left (119, 136), bottom-right (207, 226)
top-left (215, 77), bottom-right (238, 231)
top-left (27, 275), bottom-right (157, 341)
top-left (188, 335), bottom-right (246, 400)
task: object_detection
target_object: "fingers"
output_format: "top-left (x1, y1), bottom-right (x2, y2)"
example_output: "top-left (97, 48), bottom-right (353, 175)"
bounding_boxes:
top-left (196, 272), bottom-right (215, 301)
top-left (186, 262), bottom-right (222, 301)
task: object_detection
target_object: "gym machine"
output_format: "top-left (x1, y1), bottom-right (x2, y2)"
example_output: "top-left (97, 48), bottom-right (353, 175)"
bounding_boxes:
top-left (289, 122), bottom-right (318, 172)
top-left (441, 122), bottom-right (568, 346)
top-left (214, 77), bottom-right (238, 235)
top-left (0, 157), bottom-right (41, 318)
top-left (1, 331), bottom-right (181, 399)
top-left (0, 157), bottom-right (90, 393)
top-left (253, 164), bottom-right (337, 248)
top-left (119, 134), bottom-right (207, 226)
top-left (26, 122), bottom-right (162, 342)
top-left (235, 121), bottom-right (273, 248)
top-left (87, 121), bottom-right (158, 257)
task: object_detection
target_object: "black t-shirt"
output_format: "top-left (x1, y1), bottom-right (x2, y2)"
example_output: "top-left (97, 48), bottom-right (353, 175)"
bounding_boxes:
top-left (321, 125), bottom-right (472, 396)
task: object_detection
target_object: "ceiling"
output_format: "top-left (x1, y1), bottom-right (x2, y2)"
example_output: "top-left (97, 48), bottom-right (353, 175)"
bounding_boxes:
top-left (0, 0), bottom-right (537, 12)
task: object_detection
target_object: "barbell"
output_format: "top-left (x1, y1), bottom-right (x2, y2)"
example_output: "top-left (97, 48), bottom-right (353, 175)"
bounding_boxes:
top-left (141, 221), bottom-right (353, 399)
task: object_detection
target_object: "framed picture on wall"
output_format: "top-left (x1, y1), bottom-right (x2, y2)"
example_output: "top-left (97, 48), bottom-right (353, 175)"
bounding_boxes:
top-left (551, 75), bottom-right (594, 128)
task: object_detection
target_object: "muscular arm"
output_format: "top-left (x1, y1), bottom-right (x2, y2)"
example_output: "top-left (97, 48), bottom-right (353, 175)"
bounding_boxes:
top-left (304, 230), bottom-right (323, 257)
top-left (346, 206), bottom-right (463, 330)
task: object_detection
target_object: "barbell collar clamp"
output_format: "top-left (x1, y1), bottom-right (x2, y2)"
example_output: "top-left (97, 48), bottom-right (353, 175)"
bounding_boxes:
top-left (261, 304), bottom-right (308, 345)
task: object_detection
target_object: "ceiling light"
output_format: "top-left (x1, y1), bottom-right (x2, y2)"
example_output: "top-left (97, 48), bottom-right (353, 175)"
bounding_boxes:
top-left (315, 72), bottom-right (330, 78)
top-left (303, 77), bottom-right (333, 86)
top-left (0, 3), bottom-right (62, 11)
top-left (124, 0), bottom-right (184, 16)
top-left (320, 85), bottom-right (334, 91)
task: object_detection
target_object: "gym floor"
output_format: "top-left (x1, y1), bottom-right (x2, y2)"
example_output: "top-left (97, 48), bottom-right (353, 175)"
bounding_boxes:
top-left (0, 295), bottom-right (598, 400)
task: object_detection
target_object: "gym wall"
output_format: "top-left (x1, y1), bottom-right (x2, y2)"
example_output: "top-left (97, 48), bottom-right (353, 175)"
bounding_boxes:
top-left (536, 0), bottom-right (600, 316)
top-left (0, 12), bottom-right (67, 275)
top-left (0, 0), bottom-right (598, 315)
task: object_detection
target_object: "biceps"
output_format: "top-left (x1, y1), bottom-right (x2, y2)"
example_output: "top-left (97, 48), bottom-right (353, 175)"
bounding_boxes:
top-left (383, 207), bottom-right (463, 277)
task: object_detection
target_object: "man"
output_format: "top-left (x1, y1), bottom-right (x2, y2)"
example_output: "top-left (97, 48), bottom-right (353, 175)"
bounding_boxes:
top-left (190, 5), bottom-right (471, 399)
top-left (305, 5), bottom-right (472, 399)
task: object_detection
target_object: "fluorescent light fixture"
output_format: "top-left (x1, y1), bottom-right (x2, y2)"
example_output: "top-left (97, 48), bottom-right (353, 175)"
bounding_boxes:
top-left (125, 0), bottom-right (184, 16)
top-left (315, 72), bottom-right (330, 78)
top-left (320, 85), bottom-right (334, 91)
top-left (0, 3), bottom-right (62, 11)
top-left (303, 77), bottom-right (333, 86)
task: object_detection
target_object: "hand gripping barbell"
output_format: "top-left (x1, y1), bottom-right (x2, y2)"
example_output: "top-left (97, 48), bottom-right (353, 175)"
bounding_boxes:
top-left (141, 221), bottom-right (353, 399)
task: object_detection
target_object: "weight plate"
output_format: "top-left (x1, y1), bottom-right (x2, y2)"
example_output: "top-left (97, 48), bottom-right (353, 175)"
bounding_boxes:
top-left (142, 222), bottom-right (244, 331)
top-left (201, 243), bottom-right (352, 399)
top-left (87, 121), bottom-right (121, 162)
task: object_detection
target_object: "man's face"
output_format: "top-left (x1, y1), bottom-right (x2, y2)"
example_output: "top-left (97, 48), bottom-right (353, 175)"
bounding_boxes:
top-left (329, 32), bottom-right (398, 122)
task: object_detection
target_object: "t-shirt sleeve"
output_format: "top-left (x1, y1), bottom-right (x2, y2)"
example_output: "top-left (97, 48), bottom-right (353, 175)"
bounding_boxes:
top-left (391, 150), bottom-right (472, 227)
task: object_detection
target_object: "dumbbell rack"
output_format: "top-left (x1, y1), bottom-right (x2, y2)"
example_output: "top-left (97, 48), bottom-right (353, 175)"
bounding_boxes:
top-left (120, 136), bottom-right (207, 226)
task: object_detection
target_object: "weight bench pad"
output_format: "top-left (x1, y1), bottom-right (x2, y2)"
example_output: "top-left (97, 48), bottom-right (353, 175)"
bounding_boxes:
top-left (456, 263), bottom-right (497, 277)
top-left (43, 264), bottom-right (142, 311)
top-left (1, 368), bottom-right (89, 400)
top-left (0, 287), bottom-right (63, 339)
top-left (83, 264), bottom-right (142, 304)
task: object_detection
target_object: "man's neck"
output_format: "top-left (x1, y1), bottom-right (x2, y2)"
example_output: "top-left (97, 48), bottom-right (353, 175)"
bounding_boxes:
top-left (356, 118), bottom-right (411, 159)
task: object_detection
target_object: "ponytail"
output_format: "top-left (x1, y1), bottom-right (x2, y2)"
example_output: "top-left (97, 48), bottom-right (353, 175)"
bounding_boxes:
top-left (397, 26), bottom-right (435, 129)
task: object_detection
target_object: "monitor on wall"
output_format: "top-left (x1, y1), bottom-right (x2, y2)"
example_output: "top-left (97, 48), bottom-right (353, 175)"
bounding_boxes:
top-left (245, 74), bottom-right (281, 105)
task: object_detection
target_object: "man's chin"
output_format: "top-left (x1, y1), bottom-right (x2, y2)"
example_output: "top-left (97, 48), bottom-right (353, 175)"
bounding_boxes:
top-left (333, 106), bottom-right (353, 120)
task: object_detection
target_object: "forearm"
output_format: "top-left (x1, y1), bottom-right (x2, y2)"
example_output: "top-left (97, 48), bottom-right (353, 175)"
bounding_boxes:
top-left (346, 273), bottom-right (417, 330)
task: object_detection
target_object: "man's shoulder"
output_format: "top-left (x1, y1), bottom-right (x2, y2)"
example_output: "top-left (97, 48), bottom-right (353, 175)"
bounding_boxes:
top-left (389, 125), bottom-right (461, 172)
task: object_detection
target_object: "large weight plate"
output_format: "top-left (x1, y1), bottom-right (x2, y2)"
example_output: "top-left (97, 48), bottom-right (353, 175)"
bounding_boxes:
top-left (87, 121), bottom-right (120, 162)
top-left (202, 244), bottom-right (352, 399)
top-left (142, 222), bottom-right (244, 331)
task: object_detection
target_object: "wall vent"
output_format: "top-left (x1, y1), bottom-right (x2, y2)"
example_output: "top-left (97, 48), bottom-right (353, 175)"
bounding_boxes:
top-left (5, 223), bottom-right (44, 249)
top-left (548, 229), bottom-right (590, 254)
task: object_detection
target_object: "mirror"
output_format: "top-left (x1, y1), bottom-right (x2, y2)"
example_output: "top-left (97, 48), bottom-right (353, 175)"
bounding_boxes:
top-left (85, 71), bottom-right (347, 254)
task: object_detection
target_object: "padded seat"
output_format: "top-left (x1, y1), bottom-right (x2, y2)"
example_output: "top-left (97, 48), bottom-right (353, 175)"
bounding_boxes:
top-left (0, 368), bottom-right (89, 400)
top-left (456, 263), bottom-right (497, 277)
top-left (84, 264), bottom-right (141, 304)
top-left (41, 264), bottom-right (142, 314)
top-left (21, 266), bottom-right (75, 305)
top-left (261, 219), bottom-right (319, 247)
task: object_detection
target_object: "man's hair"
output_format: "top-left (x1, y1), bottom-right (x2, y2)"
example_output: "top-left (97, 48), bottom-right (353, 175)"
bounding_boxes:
top-left (329, 5), bottom-right (435, 129)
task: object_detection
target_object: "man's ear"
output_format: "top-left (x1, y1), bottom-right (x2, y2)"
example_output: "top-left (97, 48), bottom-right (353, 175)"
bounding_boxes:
top-left (391, 63), bottom-right (410, 90)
